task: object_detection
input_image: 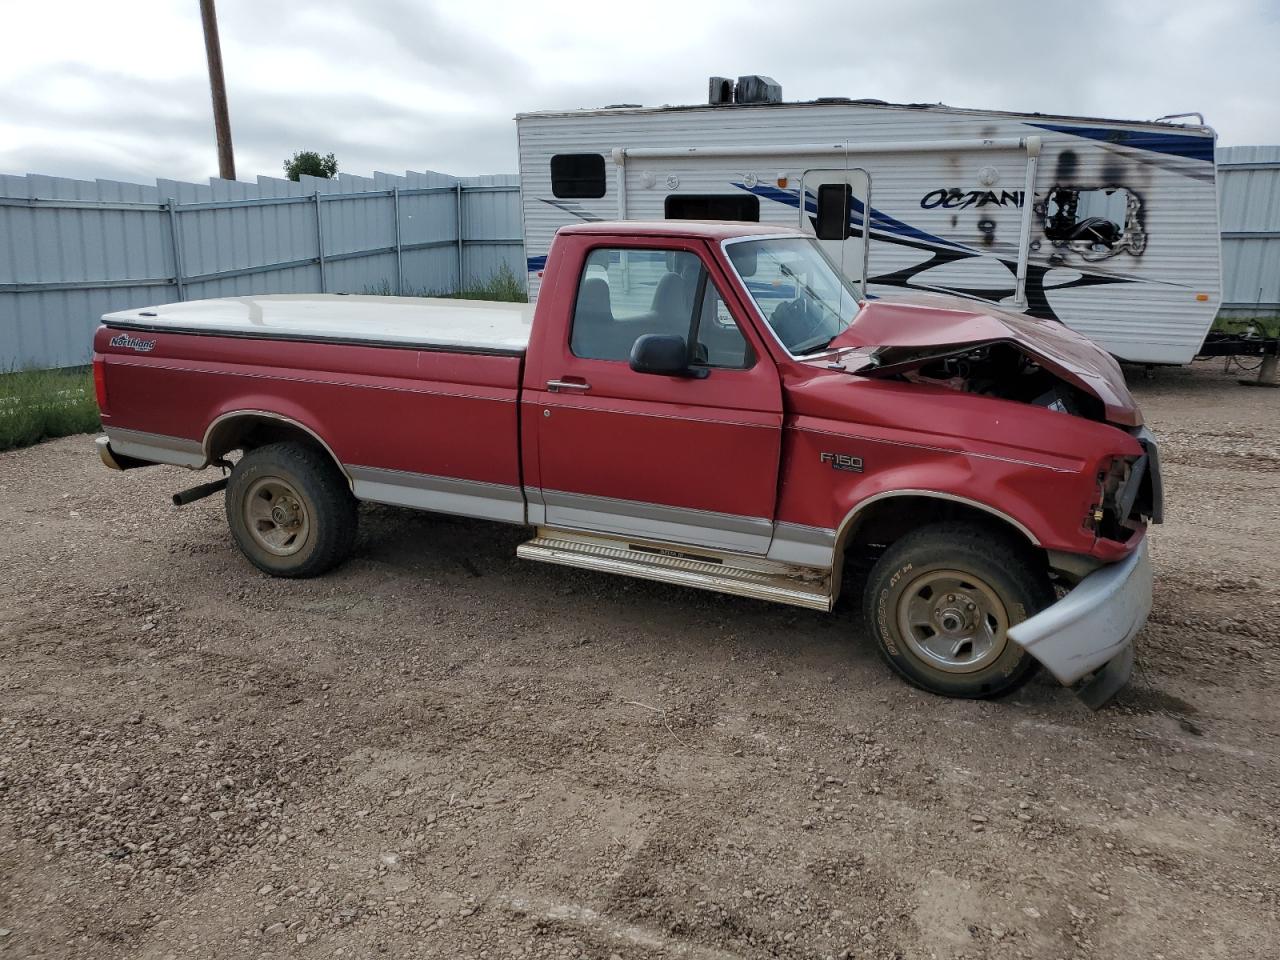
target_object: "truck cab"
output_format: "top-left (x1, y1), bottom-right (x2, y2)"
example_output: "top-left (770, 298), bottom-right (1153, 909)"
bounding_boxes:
top-left (93, 221), bottom-right (1159, 708)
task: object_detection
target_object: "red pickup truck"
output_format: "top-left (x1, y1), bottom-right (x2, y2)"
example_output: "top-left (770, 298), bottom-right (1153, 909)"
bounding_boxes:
top-left (92, 221), bottom-right (1159, 707)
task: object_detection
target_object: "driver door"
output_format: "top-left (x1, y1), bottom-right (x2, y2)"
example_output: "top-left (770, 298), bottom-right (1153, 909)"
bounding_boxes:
top-left (529, 238), bottom-right (784, 555)
top-left (800, 168), bottom-right (872, 287)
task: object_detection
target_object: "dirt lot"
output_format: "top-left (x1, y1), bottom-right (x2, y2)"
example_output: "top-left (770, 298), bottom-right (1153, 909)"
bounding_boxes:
top-left (1, 359), bottom-right (1277, 960)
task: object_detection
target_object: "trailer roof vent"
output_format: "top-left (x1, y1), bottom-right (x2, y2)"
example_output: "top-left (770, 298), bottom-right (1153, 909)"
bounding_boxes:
top-left (709, 76), bottom-right (734, 105)
top-left (735, 75), bottom-right (782, 105)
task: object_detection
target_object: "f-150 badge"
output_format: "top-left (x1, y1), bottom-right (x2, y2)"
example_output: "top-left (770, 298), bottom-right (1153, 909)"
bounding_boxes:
top-left (820, 452), bottom-right (863, 473)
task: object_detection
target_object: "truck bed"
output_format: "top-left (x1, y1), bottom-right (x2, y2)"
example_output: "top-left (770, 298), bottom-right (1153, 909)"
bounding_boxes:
top-left (95, 294), bottom-right (530, 523)
top-left (102, 294), bottom-right (533, 356)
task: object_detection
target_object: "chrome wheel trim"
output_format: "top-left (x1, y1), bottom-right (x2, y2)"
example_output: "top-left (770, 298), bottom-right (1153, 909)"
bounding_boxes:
top-left (243, 476), bottom-right (310, 557)
top-left (896, 569), bottom-right (1010, 674)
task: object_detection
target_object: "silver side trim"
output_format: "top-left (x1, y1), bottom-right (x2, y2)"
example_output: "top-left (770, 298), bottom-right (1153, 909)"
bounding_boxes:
top-left (348, 465), bottom-right (526, 524)
top-left (104, 427), bottom-right (206, 469)
top-left (524, 485), bottom-right (547, 525)
top-left (518, 527), bottom-right (832, 611)
top-left (769, 521), bottom-right (837, 567)
top-left (836, 489), bottom-right (1041, 547)
top-left (541, 488), bottom-right (773, 555)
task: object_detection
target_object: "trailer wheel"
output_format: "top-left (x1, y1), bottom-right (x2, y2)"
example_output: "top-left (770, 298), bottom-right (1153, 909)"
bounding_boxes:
top-left (225, 442), bottom-right (357, 578)
top-left (863, 521), bottom-right (1053, 699)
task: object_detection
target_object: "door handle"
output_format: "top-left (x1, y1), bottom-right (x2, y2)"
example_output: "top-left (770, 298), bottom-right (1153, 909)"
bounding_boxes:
top-left (546, 380), bottom-right (591, 392)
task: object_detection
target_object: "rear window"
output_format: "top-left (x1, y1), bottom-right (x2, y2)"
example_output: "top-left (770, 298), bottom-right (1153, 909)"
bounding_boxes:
top-left (551, 154), bottom-right (606, 199)
top-left (664, 194), bottom-right (760, 222)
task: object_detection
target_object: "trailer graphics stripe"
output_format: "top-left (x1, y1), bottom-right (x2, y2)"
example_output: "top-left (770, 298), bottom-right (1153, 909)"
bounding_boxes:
top-left (1026, 123), bottom-right (1215, 164)
top-left (728, 182), bottom-right (1137, 322)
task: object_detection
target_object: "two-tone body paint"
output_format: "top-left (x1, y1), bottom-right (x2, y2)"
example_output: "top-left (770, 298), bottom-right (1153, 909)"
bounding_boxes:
top-left (93, 326), bottom-right (524, 508)
top-left (520, 228), bottom-right (785, 552)
top-left (94, 220), bottom-right (1149, 583)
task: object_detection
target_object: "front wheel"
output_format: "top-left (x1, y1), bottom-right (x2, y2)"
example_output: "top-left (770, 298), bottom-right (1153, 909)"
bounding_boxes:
top-left (862, 521), bottom-right (1054, 699)
top-left (225, 442), bottom-right (357, 578)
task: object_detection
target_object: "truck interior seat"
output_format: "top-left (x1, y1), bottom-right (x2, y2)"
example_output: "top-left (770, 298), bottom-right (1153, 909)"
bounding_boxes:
top-left (577, 277), bottom-right (614, 323)
top-left (570, 277), bottom-right (619, 358)
top-left (650, 272), bottom-right (699, 336)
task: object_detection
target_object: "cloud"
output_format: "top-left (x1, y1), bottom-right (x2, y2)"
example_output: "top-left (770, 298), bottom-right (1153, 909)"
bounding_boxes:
top-left (0, 0), bottom-right (1275, 186)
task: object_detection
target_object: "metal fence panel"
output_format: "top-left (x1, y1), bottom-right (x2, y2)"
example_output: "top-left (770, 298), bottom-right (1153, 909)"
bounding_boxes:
top-left (1218, 145), bottom-right (1280, 317)
top-left (0, 168), bottom-right (524, 369)
top-left (459, 173), bottom-right (525, 287)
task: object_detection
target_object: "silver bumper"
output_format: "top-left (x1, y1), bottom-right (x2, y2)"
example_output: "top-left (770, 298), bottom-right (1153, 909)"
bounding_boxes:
top-left (1008, 537), bottom-right (1151, 708)
top-left (95, 434), bottom-right (157, 472)
top-left (96, 435), bottom-right (124, 470)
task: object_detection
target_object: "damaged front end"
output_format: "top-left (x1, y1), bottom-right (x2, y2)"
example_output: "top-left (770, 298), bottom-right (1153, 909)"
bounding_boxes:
top-left (821, 295), bottom-right (1163, 707)
top-left (827, 294), bottom-right (1143, 427)
top-left (1092, 426), bottom-right (1164, 538)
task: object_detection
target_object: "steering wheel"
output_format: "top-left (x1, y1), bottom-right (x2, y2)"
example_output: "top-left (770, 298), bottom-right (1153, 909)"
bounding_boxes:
top-left (771, 296), bottom-right (829, 354)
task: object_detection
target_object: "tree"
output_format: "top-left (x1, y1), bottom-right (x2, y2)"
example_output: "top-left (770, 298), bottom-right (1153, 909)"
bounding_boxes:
top-left (283, 151), bottom-right (338, 181)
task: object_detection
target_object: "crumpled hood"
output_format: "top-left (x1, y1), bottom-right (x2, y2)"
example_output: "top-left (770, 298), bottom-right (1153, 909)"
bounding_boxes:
top-left (826, 294), bottom-right (1141, 426)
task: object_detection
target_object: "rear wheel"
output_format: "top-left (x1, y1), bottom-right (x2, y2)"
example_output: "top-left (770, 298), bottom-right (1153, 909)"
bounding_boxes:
top-left (862, 521), bottom-right (1054, 699)
top-left (225, 442), bottom-right (357, 578)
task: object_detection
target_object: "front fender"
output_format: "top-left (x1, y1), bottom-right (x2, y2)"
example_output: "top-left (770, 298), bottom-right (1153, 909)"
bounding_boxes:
top-left (776, 417), bottom-right (1104, 560)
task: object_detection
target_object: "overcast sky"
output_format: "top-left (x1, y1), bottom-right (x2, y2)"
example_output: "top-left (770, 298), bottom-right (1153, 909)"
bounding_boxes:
top-left (1, 0), bottom-right (1277, 186)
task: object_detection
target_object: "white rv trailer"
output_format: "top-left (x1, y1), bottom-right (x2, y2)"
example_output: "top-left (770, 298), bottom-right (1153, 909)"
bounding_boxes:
top-left (515, 87), bottom-right (1221, 365)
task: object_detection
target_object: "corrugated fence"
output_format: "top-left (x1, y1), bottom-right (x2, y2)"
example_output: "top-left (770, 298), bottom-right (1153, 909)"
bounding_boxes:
top-left (4, 147), bottom-right (1278, 368)
top-left (1217, 145), bottom-right (1280, 319)
top-left (0, 169), bottom-right (524, 369)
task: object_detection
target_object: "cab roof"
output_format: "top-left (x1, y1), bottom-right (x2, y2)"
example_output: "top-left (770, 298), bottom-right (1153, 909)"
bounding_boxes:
top-left (557, 220), bottom-right (804, 241)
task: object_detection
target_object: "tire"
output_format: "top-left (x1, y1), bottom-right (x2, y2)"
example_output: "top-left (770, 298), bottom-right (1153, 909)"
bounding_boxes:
top-left (862, 521), bottom-right (1054, 699)
top-left (225, 441), bottom-right (357, 578)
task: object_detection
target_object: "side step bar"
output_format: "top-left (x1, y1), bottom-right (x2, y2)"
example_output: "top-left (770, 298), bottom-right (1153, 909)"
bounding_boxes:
top-left (517, 527), bottom-right (832, 611)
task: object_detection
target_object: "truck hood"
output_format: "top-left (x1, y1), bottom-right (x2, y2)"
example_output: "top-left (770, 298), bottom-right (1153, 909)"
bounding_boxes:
top-left (826, 294), bottom-right (1141, 426)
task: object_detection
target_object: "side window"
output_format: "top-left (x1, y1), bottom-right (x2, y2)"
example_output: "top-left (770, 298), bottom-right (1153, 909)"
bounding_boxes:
top-left (815, 183), bottom-right (853, 240)
top-left (570, 248), bottom-right (752, 369)
top-left (551, 154), bottom-right (606, 199)
top-left (664, 194), bottom-right (760, 222)
top-left (692, 282), bottom-right (753, 369)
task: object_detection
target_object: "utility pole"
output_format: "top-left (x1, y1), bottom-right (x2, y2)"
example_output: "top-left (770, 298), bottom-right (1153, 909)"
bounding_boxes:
top-left (199, 0), bottom-right (236, 181)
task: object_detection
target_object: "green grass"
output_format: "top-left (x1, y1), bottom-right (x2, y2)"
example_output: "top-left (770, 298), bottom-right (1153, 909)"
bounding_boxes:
top-left (0, 366), bottom-right (101, 452)
top-left (361, 264), bottom-right (528, 303)
top-left (1212, 314), bottom-right (1280, 338)
top-left (450, 264), bottom-right (528, 303)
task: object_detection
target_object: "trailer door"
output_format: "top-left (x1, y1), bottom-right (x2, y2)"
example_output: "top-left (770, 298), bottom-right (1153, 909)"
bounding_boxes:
top-left (799, 169), bottom-right (871, 289)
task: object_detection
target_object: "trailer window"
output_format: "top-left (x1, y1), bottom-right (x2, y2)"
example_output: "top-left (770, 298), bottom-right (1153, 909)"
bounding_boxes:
top-left (551, 154), bottom-right (607, 199)
top-left (1043, 186), bottom-right (1145, 260)
top-left (570, 248), bottom-right (751, 369)
top-left (664, 194), bottom-right (760, 222)
top-left (815, 184), bottom-right (853, 240)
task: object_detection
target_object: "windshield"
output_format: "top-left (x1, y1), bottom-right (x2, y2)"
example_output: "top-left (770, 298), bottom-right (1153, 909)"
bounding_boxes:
top-left (725, 237), bottom-right (863, 355)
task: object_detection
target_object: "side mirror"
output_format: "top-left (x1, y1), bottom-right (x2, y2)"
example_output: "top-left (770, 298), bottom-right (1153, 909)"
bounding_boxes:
top-left (629, 334), bottom-right (707, 378)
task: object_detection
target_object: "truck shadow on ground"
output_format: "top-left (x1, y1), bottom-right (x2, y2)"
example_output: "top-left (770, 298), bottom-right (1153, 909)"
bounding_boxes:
top-left (345, 502), bottom-right (1091, 711)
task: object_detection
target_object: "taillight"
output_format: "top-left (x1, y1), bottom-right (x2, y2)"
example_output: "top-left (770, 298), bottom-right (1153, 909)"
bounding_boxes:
top-left (92, 356), bottom-right (108, 414)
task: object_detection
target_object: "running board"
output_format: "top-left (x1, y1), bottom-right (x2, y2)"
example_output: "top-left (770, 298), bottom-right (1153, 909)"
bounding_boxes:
top-left (516, 527), bottom-right (833, 611)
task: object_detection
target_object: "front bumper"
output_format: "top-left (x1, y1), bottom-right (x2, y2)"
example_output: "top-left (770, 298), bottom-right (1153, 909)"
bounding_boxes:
top-left (1008, 536), bottom-right (1151, 709)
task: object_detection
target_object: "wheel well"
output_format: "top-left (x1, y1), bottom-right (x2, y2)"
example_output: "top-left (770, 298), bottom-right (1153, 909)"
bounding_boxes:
top-left (204, 414), bottom-right (350, 484)
top-left (838, 495), bottom-right (1043, 563)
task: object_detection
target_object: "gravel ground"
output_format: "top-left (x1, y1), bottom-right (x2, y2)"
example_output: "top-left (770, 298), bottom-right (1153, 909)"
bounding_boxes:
top-left (1, 358), bottom-right (1277, 960)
